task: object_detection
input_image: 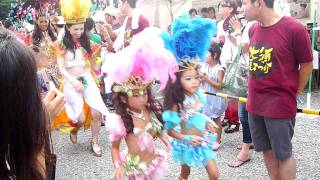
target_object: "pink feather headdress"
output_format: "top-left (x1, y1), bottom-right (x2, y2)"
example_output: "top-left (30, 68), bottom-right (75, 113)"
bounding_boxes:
top-left (104, 27), bottom-right (178, 96)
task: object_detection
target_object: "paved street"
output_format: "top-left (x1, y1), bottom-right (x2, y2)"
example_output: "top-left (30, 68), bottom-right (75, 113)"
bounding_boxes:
top-left (53, 90), bottom-right (320, 180)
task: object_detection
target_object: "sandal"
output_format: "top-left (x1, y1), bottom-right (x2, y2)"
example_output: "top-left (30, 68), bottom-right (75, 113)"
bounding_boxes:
top-left (70, 131), bottom-right (77, 144)
top-left (228, 157), bottom-right (251, 168)
top-left (224, 123), bottom-right (240, 133)
top-left (221, 118), bottom-right (229, 127)
top-left (91, 141), bottom-right (102, 157)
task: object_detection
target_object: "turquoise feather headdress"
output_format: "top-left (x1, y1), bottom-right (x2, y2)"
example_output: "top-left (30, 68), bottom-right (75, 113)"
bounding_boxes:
top-left (161, 14), bottom-right (217, 71)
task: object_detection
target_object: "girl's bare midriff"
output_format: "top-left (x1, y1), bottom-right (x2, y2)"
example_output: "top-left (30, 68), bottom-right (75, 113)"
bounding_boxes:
top-left (66, 65), bottom-right (87, 78)
top-left (125, 135), bottom-right (156, 164)
top-left (180, 121), bottom-right (203, 137)
top-left (124, 111), bottom-right (157, 165)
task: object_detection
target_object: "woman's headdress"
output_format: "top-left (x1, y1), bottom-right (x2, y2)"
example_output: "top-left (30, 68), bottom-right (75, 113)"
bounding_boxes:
top-left (161, 14), bottom-right (217, 72)
top-left (60, 0), bottom-right (92, 24)
top-left (103, 27), bottom-right (178, 96)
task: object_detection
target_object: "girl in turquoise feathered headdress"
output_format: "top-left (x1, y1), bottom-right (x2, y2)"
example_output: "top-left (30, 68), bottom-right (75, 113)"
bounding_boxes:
top-left (161, 14), bottom-right (220, 180)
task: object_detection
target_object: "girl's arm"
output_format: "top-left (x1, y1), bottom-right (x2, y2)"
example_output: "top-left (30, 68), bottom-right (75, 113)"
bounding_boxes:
top-left (111, 140), bottom-right (123, 180)
top-left (57, 56), bottom-right (76, 82)
top-left (165, 105), bottom-right (205, 146)
top-left (157, 132), bottom-right (171, 152)
top-left (57, 56), bottom-right (83, 91)
top-left (202, 70), bottom-right (225, 90)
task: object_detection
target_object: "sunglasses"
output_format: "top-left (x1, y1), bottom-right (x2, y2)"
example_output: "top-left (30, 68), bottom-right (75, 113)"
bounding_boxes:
top-left (218, 3), bottom-right (232, 8)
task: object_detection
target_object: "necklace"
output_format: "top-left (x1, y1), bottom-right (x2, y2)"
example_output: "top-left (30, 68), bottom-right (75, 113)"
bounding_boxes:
top-left (128, 109), bottom-right (145, 121)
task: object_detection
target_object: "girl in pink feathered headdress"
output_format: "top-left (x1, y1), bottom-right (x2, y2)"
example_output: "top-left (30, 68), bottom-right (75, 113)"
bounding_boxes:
top-left (104, 27), bottom-right (177, 180)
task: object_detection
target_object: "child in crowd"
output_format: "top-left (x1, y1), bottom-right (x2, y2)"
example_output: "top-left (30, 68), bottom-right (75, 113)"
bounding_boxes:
top-left (200, 43), bottom-right (227, 151)
top-left (162, 15), bottom-right (219, 180)
top-left (106, 28), bottom-right (176, 179)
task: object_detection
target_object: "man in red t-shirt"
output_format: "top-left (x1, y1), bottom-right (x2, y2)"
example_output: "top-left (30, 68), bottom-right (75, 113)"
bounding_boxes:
top-left (113, 0), bottom-right (149, 50)
top-left (242, 0), bottom-right (313, 179)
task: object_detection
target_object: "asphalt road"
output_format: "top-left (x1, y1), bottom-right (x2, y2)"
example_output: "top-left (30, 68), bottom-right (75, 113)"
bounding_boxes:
top-left (53, 90), bottom-right (320, 180)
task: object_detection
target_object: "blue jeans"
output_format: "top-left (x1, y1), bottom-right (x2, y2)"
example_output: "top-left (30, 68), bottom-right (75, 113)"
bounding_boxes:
top-left (238, 102), bottom-right (252, 144)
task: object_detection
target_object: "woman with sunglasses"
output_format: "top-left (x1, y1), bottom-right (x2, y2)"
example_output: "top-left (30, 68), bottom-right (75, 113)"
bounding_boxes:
top-left (216, 0), bottom-right (242, 138)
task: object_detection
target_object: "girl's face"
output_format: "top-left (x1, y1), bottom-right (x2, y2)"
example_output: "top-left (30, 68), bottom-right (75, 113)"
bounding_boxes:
top-left (37, 16), bottom-right (49, 31)
top-left (69, 24), bottom-right (84, 40)
top-left (126, 89), bottom-right (149, 112)
top-left (218, 1), bottom-right (233, 19)
top-left (207, 51), bottom-right (218, 63)
top-left (180, 69), bottom-right (200, 96)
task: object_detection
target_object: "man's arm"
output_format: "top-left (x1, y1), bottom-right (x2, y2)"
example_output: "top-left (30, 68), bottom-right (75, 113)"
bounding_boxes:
top-left (297, 62), bottom-right (313, 95)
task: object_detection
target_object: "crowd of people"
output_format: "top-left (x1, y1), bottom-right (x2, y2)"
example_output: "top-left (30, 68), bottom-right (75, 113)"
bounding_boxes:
top-left (0, 0), bottom-right (313, 179)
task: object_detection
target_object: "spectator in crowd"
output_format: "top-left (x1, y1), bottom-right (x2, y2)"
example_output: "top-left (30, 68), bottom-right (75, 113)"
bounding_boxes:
top-left (0, 29), bottom-right (64, 180)
top-left (200, 42), bottom-right (227, 151)
top-left (85, 17), bottom-right (103, 45)
top-left (189, 8), bottom-right (198, 19)
top-left (208, 7), bottom-right (217, 20)
top-left (113, 0), bottom-right (149, 51)
top-left (200, 7), bottom-right (209, 18)
top-left (227, 11), bottom-right (255, 167)
top-left (104, 6), bottom-right (122, 30)
top-left (217, 0), bottom-right (241, 133)
top-left (242, 0), bottom-right (313, 179)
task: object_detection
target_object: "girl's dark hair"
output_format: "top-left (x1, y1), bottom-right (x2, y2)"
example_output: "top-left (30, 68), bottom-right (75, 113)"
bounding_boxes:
top-left (209, 42), bottom-right (222, 64)
top-left (121, 0), bottom-right (137, 8)
top-left (32, 14), bottom-right (57, 52)
top-left (164, 63), bottom-right (200, 111)
top-left (63, 24), bottom-right (91, 56)
top-left (219, 0), bottom-right (238, 14)
top-left (112, 85), bottom-right (164, 134)
top-left (0, 30), bottom-right (49, 180)
top-left (189, 8), bottom-right (197, 15)
top-left (85, 17), bottom-right (95, 32)
top-left (164, 72), bottom-right (184, 111)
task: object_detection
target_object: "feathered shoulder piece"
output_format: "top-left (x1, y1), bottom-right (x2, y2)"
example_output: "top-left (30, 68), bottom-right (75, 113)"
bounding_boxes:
top-left (103, 27), bottom-right (178, 96)
top-left (161, 14), bottom-right (217, 71)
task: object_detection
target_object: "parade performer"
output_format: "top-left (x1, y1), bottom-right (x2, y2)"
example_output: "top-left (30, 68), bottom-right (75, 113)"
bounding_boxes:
top-left (161, 15), bottom-right (219, 180)
top-left (51, 0), bottom-right (109, 157)
top-left (30, 5), bottom-right (61, 89)
top-left (105, 28), bottom-right (176, 179)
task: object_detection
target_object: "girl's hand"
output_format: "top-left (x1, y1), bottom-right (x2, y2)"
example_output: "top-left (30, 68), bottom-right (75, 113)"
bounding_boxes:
top-left (230, 16), bottom-right (241, 33)
top-left (200, 73), bottom-right (209, 83)
top-left (114, 167), bottom-right (123, 180)
top-left (184, 135), bottom-right (205, 146)
top-left (71, 79), bottom-right (84, 92)
top-left (206, 123), bottom-right (217, 134)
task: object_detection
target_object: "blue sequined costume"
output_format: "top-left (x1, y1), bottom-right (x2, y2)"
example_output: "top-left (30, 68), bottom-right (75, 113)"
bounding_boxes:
top-left (162, 90), bottom-right (217, 168)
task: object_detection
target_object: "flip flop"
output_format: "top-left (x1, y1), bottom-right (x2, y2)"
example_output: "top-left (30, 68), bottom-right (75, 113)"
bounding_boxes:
top-left (228, 157), bottom-right (251, 168)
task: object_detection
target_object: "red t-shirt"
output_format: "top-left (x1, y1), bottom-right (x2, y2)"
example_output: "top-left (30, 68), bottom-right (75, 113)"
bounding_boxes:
top-left (124, 15), bottom-right (149, 46)
top-left (247, 16), bottom-right (312, 118)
